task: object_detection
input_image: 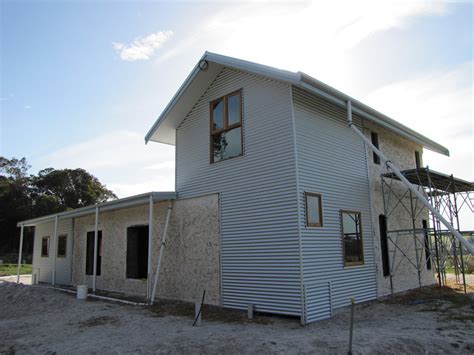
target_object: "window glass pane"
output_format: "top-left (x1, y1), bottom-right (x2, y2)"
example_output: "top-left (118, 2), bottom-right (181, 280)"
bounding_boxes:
top-left (57, 235), bottom-right (67, 257)
top-left (212, 127), bottom-right (242, 162)
top-left (126, 226), bottom-right (149, 279)
top-left (342, 212), bottom-right (363, 264)
top-left (307, 194), bottom-right (321, 226)
top-left (228, 93), bottom-right (241, 125)
top-left (211, 99), bottom-right (224, 131)
top-left (41, 237), bottom-right (49, 257)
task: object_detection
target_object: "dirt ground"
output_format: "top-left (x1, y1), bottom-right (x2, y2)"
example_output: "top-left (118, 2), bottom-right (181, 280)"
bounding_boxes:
top-left (0, 279), bottom-right (473, 354)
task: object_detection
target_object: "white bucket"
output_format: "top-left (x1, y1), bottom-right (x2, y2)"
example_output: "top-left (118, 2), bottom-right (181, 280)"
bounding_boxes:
top-left (77, 285), bottom-right (88, 300)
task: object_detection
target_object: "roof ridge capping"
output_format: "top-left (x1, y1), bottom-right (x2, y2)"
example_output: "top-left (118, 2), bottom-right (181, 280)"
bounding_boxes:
top-left (145, 51), bottom-right (449, 156)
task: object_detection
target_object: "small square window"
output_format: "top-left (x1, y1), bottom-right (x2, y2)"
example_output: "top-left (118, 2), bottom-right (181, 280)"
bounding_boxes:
top-left (305, 192), bottom-right (323, 227)
top-left (341, 211), bottom-right (364, 266)
top-left (57, 235), bottom-right (67, 258)
top-left (41, 236), bottom-right (49, 257)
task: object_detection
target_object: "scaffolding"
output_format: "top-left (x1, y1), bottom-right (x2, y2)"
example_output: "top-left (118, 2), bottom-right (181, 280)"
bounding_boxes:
top-left (381, 167), bottom-right (474, 294)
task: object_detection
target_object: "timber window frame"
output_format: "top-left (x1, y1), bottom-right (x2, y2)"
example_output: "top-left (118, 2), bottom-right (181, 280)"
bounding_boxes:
top-left (41, 236), bottom-right (50, 258)
top-left (57, 234), bottom-right (67, 258)
top-left (340, 210), bottom-right (364, 267)
top-left (305, 192), bottom-right (323, 227)
top-left (210, 89), bottom-right (243, 163)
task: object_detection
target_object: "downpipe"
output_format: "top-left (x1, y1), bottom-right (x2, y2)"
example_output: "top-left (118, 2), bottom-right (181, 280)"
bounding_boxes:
top-left (346, 100), bottom-right (473, 255)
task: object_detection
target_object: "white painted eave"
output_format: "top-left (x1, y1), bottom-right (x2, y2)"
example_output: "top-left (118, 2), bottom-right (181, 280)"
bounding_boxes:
top-left (17, 191), bottom-right (176, 227)
top-left (145, 52), bottom-right (449, 156)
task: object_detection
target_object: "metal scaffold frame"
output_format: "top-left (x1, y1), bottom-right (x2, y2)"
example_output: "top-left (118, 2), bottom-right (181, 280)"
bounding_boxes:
top-left (381, 167), bottom-right (473, 294)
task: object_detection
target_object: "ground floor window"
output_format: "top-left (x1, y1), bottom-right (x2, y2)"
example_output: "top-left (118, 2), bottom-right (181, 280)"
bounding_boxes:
top-left (41, 236), bottom-right (50, 257)
top-left (341, 210), bottom-right (364, 266)
top-left (379, 215), bottom-right (390, 276)
top-left (86, 231), bottom-right (102, 276)
top-left (422, 219), bottom-right (432, 270)
top-left (126, 226), bottom-right (149, 279)
top-left (57, 235), bottom-right (67, 257)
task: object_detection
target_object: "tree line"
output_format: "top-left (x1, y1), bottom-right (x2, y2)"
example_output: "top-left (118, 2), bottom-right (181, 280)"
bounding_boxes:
top-left (0, 157), bottom-right (117, 256)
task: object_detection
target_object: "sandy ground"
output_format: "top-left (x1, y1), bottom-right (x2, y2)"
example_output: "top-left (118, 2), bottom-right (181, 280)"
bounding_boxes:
top-left (0, 281), bottom-right (473, 354)
top-left (0, 275), bottom-right (31, 284)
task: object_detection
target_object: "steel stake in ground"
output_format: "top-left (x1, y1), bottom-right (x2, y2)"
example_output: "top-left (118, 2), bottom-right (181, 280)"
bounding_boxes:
top-left (348, 297), bottom-right (355, 355)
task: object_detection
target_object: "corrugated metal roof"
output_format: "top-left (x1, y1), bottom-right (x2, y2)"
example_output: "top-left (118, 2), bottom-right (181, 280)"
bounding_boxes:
top-left (145, 51), bottom-right (449, 156)
top-left (17, 191), bottom-right (176, 227)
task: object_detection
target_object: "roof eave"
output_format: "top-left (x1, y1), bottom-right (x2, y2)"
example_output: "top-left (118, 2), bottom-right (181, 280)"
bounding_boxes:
top-left (145, 52), bottom-right (449, 156)
top-left (17, 191), bottom-right (176, 227)
top-left (298, 73), bottom-right (450, 156)
top-left (144, 52), bottom-right (209, 144)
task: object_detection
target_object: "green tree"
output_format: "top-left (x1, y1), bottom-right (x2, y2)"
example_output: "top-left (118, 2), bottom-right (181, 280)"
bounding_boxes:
top-left (32, 168), bottom-right (117, 210)
top-left (0, 157), bottom-right (117, 255)
top-left (0, 157), bottom-right (34, 253)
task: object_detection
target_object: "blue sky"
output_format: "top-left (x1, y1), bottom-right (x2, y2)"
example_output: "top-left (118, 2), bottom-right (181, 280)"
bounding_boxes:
top-left (1, 0), bottom-right (472, 203)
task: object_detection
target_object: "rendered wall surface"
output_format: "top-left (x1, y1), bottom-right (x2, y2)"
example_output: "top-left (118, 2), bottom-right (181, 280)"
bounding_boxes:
top-left (71, 194), bottom-right (220, 305)
top-left (363, 120), bottom-right (436, 296)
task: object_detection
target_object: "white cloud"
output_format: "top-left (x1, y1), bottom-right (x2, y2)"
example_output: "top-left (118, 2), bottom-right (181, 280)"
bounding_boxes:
top-left (363, 61), bottom-right (473, 230)
top-left (155, 0), bottom-right (449, 90)
top-left (364, 61), bottom-right (473, 180)
top-left (143, 161), bottom-right (175, 170)
top-left (113, 30), bottom-right (173, 61)
top-left (37, 130), bottom-right (175, 198)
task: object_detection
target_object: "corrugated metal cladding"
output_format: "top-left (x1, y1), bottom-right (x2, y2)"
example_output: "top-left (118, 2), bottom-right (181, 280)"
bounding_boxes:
top-left (292, 86), bottom-right (377, 323)
top-left (176, 68), bottom-right (302, 316)
top-left (32, 219), bottom-right (74, 285)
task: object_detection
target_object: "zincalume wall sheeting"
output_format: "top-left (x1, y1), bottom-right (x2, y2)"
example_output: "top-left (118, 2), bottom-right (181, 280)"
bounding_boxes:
top-left (176, 68), bottom-right (302, 316)
top-left (292, 87), bottom-right (377, 323)
top-left (32, 219), bottom-right (74, 285)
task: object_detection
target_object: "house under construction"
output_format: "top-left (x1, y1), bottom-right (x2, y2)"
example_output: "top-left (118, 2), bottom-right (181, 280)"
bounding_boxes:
top-left (17, 52), bottom-right (473, 324)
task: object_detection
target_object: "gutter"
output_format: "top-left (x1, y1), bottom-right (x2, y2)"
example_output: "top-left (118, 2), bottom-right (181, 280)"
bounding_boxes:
top-left (17, 191), bottom-right (176, 227)
top-left (298, 74), bottom-right (449, 156)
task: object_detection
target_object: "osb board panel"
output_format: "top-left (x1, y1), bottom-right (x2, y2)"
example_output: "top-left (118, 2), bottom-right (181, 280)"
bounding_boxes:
top-left (71, 194), bottom-right (220, 305)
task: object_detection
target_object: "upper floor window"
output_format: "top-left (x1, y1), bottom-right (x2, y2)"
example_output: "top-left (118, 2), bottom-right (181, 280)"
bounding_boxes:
top-left (415, 151), bottom-right (421, 169)
top-left (341, 210), bottom-right (364, 266)
top-left (370, 132), bottom-right (380, 165)
top-left (210, 90), bottom-right (242, 163)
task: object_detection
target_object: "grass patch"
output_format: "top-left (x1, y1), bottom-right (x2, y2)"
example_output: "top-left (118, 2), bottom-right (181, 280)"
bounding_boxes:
top-left (0, 264), bottom-right (32, 277)
top-left (445, 267), bottom-right (473, 275)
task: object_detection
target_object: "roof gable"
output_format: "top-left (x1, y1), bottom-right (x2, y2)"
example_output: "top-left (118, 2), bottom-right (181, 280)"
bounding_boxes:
top-left (145, 52), bottom-right (449, 156)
